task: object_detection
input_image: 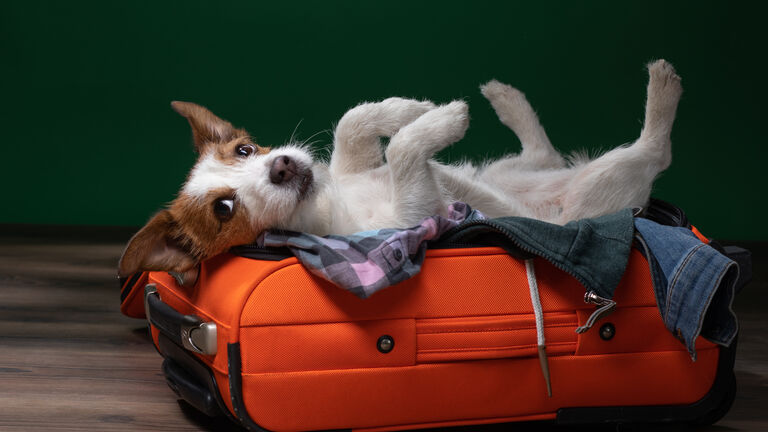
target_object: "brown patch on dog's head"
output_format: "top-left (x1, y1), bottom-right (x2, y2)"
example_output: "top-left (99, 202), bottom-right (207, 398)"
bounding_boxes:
top-left (118, 210), bottom-right (196, 277)
top-left (118, 102), bottom-right (271, 277)
top-left (170, 101), bottom-right (270, 157)
top-left (118, 188), bottom-right (258, 278)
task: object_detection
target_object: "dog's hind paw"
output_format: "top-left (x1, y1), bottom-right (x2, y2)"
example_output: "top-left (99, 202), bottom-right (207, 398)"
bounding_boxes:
top-left (480, 80), bottom-right (526, 105)
top-left (647, 59), bottom-right (682, 99)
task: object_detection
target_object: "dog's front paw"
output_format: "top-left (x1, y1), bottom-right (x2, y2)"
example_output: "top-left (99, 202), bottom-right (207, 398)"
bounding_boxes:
top-left (337, 97), bottom-right (437, 140)
top-left (416, 100), bottom-right (470, 146)
top-left (379, 97), bottom-right (437, 124)
top-left (387, 101), bottom-right (469, 159)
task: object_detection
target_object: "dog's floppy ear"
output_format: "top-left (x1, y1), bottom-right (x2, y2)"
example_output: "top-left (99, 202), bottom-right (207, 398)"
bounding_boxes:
top-left (171, 101), bottom-right (242, 152)
top-left (118, 210), bottom-right (198, 278)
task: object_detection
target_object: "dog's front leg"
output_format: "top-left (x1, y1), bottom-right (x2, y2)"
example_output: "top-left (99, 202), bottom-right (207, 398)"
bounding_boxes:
top-left (385, 101), bottom-right (469, 225)
top-left (330, 98), bottom-right (436, 176)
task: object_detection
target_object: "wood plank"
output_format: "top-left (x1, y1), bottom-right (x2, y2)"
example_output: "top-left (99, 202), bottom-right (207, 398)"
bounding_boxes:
top-left (0, 240), bottom-right (240, 431)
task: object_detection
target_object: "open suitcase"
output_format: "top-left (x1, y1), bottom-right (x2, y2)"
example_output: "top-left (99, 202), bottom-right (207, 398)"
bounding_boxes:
top-left (119, 200), bottom-right (749, 431)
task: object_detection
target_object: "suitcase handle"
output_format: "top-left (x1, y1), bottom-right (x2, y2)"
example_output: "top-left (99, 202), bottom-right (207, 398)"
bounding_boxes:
top-left (144, 284), bottom-right (217, 355)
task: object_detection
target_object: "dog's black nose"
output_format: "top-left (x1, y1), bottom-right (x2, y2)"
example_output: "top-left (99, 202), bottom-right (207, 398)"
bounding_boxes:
top-left (269, 156), bottom-right (296, 184)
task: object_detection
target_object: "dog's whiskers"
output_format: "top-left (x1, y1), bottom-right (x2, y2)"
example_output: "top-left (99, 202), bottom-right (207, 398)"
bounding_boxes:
top-left (288, 119), bottom-right (304, 145)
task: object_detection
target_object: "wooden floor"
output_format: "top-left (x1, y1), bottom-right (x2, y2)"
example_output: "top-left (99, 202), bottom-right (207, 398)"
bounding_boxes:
top-left (0, 230), bottom-right (766, 431)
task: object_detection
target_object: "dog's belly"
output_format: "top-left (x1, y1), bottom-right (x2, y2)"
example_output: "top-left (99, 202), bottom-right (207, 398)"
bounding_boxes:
top-left (431, 161), bottom-right (571, 222)
top-left (335, 169), bottom-right (400, 231)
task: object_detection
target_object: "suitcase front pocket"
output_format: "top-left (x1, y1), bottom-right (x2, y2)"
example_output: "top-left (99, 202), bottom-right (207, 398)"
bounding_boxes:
top-left (240, 319), bottom-right (416, 373)
top-left (416, 312), bottom-right (578, 363)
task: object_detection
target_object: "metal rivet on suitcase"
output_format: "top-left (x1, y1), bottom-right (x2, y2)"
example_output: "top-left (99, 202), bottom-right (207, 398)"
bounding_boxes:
top-left (377, 335), bottom-right (395, 353)
top-left (599, 323), bottom-right (616, 341)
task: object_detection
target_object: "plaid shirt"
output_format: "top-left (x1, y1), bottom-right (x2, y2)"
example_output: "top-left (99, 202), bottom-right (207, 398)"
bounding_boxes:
top-left (258, 202), bottom-right (484, 298)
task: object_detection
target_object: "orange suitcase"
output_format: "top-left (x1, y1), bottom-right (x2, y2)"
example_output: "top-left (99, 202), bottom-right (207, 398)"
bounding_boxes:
top-left (120, 202), bottom-right (746, 431)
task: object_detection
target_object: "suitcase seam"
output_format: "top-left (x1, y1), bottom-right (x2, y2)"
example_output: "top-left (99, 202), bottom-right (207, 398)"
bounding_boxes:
top-left (416, 323), bottom-right (577, 334)
top-left (418, 341), bottom-right (575, 353)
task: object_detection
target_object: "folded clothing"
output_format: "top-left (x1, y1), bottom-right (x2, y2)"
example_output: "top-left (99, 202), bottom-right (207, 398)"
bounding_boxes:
top-left (634, 218), bottom-right (739, 360)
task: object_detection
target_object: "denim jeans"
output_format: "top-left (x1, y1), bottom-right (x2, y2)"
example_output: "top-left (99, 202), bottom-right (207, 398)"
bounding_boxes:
top-left (634, 218), bottom-right (739, 360)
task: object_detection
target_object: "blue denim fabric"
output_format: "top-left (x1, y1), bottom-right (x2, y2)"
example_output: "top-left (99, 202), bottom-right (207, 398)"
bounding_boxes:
top-left (634, 218), bottom-right (739, 360)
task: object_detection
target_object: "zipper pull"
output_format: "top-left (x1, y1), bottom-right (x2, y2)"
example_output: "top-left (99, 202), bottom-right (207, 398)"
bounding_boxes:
top-left (575, 291), bottom-right (617, 334)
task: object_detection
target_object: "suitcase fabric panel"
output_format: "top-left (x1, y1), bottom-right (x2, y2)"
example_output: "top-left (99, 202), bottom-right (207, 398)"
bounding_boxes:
top-left (239, 250), bottom-right (592, 327)
top-left (240, 319), bottom-right (416, 373)
top-left (236, 349), bottom-right (719, 432)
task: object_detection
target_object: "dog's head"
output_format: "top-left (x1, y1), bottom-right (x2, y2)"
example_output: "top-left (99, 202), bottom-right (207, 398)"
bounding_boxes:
top-left (118, 102), bottom-right (316, 279)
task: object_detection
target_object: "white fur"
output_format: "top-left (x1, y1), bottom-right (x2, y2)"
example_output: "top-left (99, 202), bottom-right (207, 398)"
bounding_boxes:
top-left (182, 60), bottom-right (682, 237)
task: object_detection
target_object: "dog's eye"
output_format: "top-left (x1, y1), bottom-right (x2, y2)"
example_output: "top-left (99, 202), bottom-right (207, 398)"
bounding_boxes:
top-left (213, 198), bottom-right (235, 221)
top-left (236, 144), bottom-right (255, 157)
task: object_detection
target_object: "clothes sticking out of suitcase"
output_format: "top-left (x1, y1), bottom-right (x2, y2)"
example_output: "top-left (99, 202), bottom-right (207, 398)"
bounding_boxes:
top-left (119, 199), bottom-right (752, 432)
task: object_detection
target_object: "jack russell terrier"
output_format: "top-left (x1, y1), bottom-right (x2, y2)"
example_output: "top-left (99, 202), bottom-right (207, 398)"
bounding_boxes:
top-left (118, 60), bottom-right (681, 280)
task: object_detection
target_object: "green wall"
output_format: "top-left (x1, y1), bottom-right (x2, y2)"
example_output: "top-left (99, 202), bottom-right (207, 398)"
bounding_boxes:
top-left (2, 1), bottom-right (766, 240)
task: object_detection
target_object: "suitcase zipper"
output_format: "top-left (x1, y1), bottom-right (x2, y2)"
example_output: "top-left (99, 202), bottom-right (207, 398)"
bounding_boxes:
top-left (228, 244), bottom-right (294, 261)
top-left (576, 291), bottom-right (617, 334)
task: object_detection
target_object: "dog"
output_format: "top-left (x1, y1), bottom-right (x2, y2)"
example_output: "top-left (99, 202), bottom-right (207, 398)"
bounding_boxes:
top-left (118, 59), bottom-right (682, 281)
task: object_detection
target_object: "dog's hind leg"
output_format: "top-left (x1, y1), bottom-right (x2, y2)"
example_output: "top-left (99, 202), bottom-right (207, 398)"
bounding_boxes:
top-left (330, 98), bottom-right (436, 176)
top-left (385, 101), bottom-right (469, 225)
top-left (556, 59), bottom-right (682, 223)
top-left (480, 80), bottom-right (566, 173)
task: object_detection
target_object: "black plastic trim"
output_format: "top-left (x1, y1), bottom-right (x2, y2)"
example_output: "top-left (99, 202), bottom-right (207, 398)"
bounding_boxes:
top-left (163, 359), bottom-right (221, 417)
top-left (556, 336), bottom-right (738, 426)
top-left (227, 343), bottom-right (271, 432)
top-left (119, 271), bottom-right (142, 302)
top-left (643, 198), bottom-right (691, 228)
top-left (157, 333), bottom-right (238, 424)
top-left (229, 245), bottom-right (293, 261)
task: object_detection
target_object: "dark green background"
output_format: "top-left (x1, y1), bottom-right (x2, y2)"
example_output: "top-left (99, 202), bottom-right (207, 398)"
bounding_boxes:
top-left (2, 1), bottom-right (765, 240)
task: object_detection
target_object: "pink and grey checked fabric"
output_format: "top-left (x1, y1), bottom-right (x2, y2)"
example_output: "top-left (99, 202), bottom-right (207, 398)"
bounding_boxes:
top-left (258, 202), bottom-right (484, 298)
